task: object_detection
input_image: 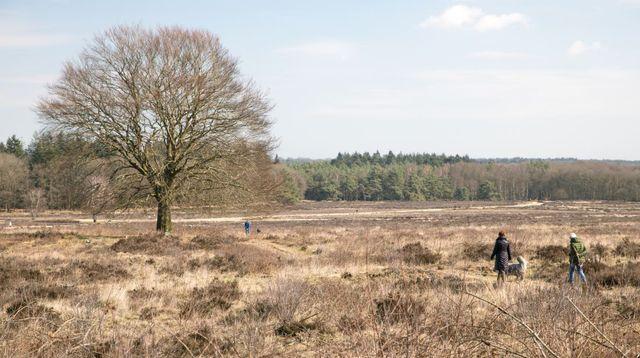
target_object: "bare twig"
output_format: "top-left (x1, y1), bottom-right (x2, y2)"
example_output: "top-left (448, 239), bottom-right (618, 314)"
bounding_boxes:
top-left (464, 290), bottom-right (559, 358)
top-left (564, 296), bottom-right (628, 357)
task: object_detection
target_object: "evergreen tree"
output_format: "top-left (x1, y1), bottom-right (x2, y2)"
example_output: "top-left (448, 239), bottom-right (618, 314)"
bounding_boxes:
top-left (454, 187), bottom-right (470, 200)
top-left (339, 175), bottom-right (358, 201)
top-left (3, 135), bottom-right (26, 158)
top-left (365, 166), bottom-right (384, 200)
top-left (478, 180), bottom-right (500, 200)
top-left (305, 172), bottom-right (339, 201)
top-left (382, 166), bottom-right (404, 200)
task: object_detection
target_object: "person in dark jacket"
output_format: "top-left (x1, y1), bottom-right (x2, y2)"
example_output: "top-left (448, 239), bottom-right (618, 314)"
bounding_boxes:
top-left (490, 231), bottom-right (512, 287)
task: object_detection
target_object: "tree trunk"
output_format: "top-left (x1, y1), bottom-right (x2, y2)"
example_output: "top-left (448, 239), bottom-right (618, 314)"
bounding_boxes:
top-left (156, 199), bottom-right (172, 233)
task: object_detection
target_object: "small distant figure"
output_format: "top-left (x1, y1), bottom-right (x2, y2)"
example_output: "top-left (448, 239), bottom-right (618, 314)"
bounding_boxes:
top-left (568, 233), bottom-right (588, 285)
top-left (244, 220), bottom-right (251, 237)
top-left (490, 231), bottom-right (512, 288)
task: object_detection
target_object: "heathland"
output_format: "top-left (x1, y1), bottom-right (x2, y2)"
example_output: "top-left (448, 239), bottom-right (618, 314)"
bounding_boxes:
top-left (1, 200), bottom-right (639, 356)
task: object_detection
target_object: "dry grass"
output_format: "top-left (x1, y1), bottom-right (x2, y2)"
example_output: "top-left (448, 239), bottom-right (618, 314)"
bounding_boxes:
top-left (1, 201), bottom-right (640, 356)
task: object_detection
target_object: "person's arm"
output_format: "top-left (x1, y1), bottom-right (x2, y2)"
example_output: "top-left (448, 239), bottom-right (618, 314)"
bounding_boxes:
top-left (490, 242), bottom-right (497, 260)
top-left (507, 243), bottom-right (512, 261)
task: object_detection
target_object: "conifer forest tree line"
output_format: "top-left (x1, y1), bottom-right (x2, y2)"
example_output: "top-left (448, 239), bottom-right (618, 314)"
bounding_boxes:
top-left (2, 134), bottom-right (640, 215)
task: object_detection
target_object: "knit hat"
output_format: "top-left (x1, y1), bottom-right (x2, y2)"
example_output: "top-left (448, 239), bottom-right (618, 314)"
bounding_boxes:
top-left (570, 233), bottom-right (577, 239)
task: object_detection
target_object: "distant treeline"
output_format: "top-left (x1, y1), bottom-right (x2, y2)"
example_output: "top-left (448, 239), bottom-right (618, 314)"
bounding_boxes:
top-left (3, 136), bottom-right (640, 211)
top-left (0, 133), bottom-right (291, 214)
top-left (287, 151), bottom-right (640, 202)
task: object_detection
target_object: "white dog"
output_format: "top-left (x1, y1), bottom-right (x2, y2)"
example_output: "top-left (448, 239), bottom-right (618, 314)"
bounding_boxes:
top-left (505, 256), bottom-right (528, 281)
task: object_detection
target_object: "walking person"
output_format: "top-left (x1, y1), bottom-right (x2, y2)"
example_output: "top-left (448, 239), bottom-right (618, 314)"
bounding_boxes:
top-left (490, 231), bottom-right (512, 288)
top-left (244, 220), bottom-right (251, 237)
top-left (568, 233), bottom-right (588, 285)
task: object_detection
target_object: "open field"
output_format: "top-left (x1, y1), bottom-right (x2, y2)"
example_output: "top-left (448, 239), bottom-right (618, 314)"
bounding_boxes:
top-left (1, 201), bottom-right (640, 357)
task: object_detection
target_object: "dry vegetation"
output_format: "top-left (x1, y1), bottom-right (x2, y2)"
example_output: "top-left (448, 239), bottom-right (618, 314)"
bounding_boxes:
top-left (1, 201), bottom-right (640, 357)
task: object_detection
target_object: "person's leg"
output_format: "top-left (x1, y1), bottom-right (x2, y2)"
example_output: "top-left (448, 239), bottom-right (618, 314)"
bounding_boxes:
top-left (577, 265), bottom-right (587, 283)
top-left (568, 263), bottom-right (575, 284)
top-left (497, 271), bottom-right (505, 287)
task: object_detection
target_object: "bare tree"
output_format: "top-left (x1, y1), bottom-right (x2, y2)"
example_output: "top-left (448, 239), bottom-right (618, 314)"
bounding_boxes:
top-left (0, 153), bottom-right (29, 212)
top-left (37, 26), bottom-right (273, 233)
top-left (27, 188), bottom-right (47, 219)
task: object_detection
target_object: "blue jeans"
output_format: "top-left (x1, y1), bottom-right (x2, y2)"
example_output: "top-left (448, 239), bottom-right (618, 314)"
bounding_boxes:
top-left (569, 263), bottom-right (587, 284)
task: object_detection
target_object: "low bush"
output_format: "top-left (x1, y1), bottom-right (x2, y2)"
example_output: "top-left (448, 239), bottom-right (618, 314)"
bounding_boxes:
top-left (16, 282), bottom-right (77, 300)
top-left (179, 280), bottom-right (241, 317)
top-left (111, 234), bottom-right (184, 255)
top-left (534, 245), bottom-right (567, 262)
top-left (164, 325), bottom-right (234, 357)
top-left (400, 242), bottom-right (441, 265)
top-left (461, 242), bottom-right (493, 261)
top-left (614, 238), bottom-right (640, 258)
top-left (374, 291), bottom-right (425, 325)
top-left (5, 299), bottom-right (61, 327)
top-left (58, 260), bottom-right (130, 282)
top-left (589, 261), bottom-right (640, 288)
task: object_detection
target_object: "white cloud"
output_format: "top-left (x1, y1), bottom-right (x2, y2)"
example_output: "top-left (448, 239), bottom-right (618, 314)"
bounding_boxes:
top-left (567, 40), bottom-right (602, 56)
top-left (277, 41), bottom-right (355, 60)
top-left (420, 5), bottom-right (527, 31)
top-left (420, 5), bottom-right (483, 29)
top-left (475, 13), bottom-right (527, 31)
top-left (470, 51), bottom-right (527, 60)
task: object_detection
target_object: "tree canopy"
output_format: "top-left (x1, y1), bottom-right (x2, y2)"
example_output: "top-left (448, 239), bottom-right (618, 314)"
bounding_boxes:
top-left (37, 25), bottom-right (274, 232)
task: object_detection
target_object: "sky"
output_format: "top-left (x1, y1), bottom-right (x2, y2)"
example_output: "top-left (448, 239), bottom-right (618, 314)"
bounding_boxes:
top-left (0, 0), bottom-right (639, 160)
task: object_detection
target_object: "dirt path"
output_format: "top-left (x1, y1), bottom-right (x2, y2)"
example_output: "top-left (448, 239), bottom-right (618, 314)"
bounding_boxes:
top-left (245, 237), bottom-right (308, 259)
top-left (73, 201), bottom-right (546, 224)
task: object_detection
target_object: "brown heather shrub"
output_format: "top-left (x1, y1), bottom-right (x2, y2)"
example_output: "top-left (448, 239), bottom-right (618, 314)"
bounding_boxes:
top-left (461, 242), bottom-right (492, 261)
top-left (58, 260), bottom-right (130, 282)
top-left (374, 291), bottom-right (425, 325)
top-left (275, 318), bottom-right (325, 337)
top-left (615, 293), bottom-right (640, 319)
top-left (193, 255), bottom-right (245, 273)
top-left (534, 244), bottom-right (567, 262)
top-left (400, 242), bottom-right (441, 265)
top-left (179, 279), bottom-right (241, 317)
top-left (27, 230), bottom-right (67, 240)
top-left (588, 261), bottom-right (640, 288)
top-left (223, 299), bottom-right (274, 325)
top-left (128, 287), bottom-right (163, 309)
top-left (158, 255), bottom-right (189, 276)
top-left (337, 313), bottom-right (367, 332)
top-left (5, 299), bottom-right (61, 326)
top-left (590, 242), bottom-right (609, 260)
top-left (265, 278), bottom-right (312, 323)
top-left (139, 306), bottom-right (159, 320)
top-left (111, 234), bottom-right (184, 255)
top-left (184, 244), bottom-right (282, 275)
top-left (263, 277), bottom-right (327, 337)
top-left (164, 325), bottom-right (234, 357)
top-left (16, 281), bottom-right (78, 300)
top-left (188, 234), bottom-right (243, 250)
top-left (0, 257), bottom-right (44, 287)
top-left (614, 237), bottom-right (640, 258)
top-left (217, 243), bottom-right (284, 274)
